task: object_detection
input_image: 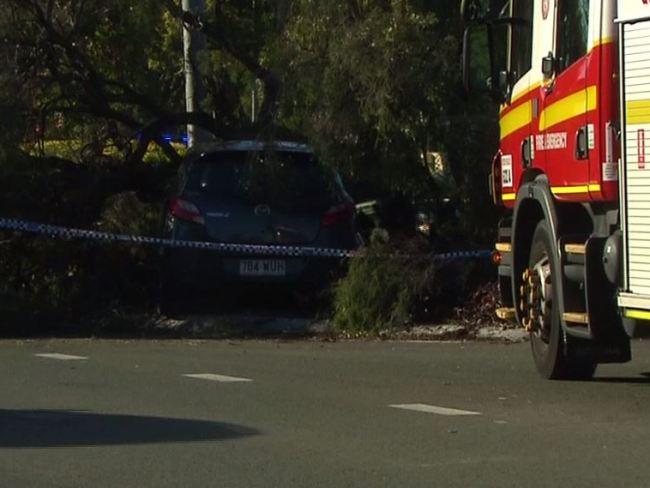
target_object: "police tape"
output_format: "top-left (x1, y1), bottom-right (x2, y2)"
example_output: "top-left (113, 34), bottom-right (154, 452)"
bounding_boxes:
top-left (0, 217), bottom-right (492, 262)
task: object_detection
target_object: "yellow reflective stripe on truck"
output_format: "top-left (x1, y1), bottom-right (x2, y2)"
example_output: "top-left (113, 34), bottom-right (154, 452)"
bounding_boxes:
top-left (627, 99), bottom-right (650, 125)
top-left (625, 309), bottom-right (650, 321)
top-left (551, 184), bottom-right (601, 195)
top-left (538, 86), bottom-right (598, 132)
top-left (500, 101), bottom-right (533, 140)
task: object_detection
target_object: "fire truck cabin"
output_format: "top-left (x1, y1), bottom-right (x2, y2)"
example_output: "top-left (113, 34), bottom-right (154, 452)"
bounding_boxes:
top-left (461, 0), bottom-right (650, 378)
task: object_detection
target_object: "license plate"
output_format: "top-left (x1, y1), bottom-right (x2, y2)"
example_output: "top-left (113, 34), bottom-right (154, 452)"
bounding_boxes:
top-left (239, 260), bottom-right (287, 277)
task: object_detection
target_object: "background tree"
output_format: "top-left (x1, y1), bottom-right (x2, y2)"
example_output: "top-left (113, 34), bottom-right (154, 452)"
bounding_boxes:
top-left (277, 0), bottom-right (499, 238)
top-left (0, 0), bottom-right (501, 330)
top-left (0, 0), bottom-right (498, 235)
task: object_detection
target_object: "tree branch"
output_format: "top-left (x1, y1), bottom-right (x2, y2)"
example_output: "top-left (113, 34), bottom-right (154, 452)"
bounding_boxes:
top-left (165, 0), bottom-right (282, 124)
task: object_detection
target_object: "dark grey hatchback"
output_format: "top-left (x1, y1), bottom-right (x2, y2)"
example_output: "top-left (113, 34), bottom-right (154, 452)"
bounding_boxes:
top-left (160, 141), bottom-right (357, 306)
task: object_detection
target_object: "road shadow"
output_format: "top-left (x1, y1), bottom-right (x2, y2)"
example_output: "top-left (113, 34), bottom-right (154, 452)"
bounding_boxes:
top-left (0, 409), bottom-right (259, 448)
top-left (593, 375), bottom-right (650, 384)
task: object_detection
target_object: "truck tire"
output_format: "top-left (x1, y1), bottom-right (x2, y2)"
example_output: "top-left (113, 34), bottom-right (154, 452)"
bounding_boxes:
top-left (528, 221), bottom-right (596, 380)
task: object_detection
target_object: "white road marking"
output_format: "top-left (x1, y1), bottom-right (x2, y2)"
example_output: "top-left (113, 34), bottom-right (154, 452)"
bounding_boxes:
top-left (35, 353), bottom-right (88, 361)
top-left (183, 373), bottom-right (253, 383)
top-left (389, 403), bottom-right (481, 416)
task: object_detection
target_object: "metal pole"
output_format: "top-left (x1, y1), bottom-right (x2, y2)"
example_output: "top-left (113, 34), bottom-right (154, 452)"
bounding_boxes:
top-left (251, 81), bottom-right (257, 124)
top-left (182, 0), bottom-right (206, 148)
top-left (251, 0), bottom-right (256, 124)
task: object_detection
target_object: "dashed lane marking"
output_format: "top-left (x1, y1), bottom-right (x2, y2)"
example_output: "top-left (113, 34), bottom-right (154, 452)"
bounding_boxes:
top-left (35, 353), bottom-right (88, 361)
top-left (183, 373), bottom-right (253, 383)
top-left (389, 404), bottom-right (482, 416)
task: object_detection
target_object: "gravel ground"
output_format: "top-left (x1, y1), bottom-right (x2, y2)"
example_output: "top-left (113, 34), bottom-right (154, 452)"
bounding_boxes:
top-left (144, 314), bottom-right (528, 343)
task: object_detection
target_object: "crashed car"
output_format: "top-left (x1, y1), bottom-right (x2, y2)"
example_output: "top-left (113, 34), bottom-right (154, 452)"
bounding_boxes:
top-left (159, 140), bottom-right (358, 311)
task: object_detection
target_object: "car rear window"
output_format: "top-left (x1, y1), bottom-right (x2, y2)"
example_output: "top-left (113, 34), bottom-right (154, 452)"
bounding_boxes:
top-left (184, 151), bottom-right (337, 210)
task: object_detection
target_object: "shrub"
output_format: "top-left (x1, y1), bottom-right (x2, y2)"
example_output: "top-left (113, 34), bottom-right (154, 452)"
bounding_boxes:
top-left (332, 235), bottom-right (436, 334)
top-left (0, 152), bottom-right (175, 332)
top-left (90, 191), bottom-right (164, 307)
top-left (98, 191), bottom-right (162, 236)
top-left (0, 192), bottom-right (165, 326)
top-left (332, 230), bottom-right (495, 335)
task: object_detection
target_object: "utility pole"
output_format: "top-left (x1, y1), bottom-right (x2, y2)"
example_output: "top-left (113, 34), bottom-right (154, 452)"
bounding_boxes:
top-left (250, 0), bottom-right (258, 125)
top-left (182, 0), bottom-right (207, 148)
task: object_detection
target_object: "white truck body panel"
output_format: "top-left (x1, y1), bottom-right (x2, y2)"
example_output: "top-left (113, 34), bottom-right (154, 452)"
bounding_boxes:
top-left (618, 0), bottom-right (650, 309)
top-left (617, 1), bottom-right (650, 23)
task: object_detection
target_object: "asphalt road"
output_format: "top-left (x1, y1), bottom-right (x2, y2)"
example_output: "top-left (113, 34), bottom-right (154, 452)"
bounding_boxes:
top-left (2, 338), bottom-right (650, 487)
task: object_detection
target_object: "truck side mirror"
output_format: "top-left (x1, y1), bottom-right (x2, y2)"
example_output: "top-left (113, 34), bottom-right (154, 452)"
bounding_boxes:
top-left (542, 52), bottom-right (556, 79)
top-left (461, 16), bottom-right (514, 104)
top-left (460, 0), bottom-right (487, 23)
top-left (498, 70), bottom-right (511, 99)
top-left (462, 25), bottom-right (494, 95)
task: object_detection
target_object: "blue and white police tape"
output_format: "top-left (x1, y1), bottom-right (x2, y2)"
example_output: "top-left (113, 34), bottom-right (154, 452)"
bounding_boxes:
top-left (0, 217), bottom-right (491, 262)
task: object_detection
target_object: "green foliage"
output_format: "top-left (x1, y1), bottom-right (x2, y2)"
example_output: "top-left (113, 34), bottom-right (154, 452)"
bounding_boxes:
top-left (276, 0), bottom-right (499, 241)
top-left (21, 140), bottom-right (186, 166)
top-left (1, 0), bottom-right (186, 163)
top-left (0, 152), bottom-right (172, 329)
top-left (332, 236), bottom-right (436, 334)
top-left (0, 102), bottom-right (26, 156)
top-left (143, 143), bottom-right (187, 164)
top-left (1, 0), bottom-right (499, 229)
top-left (279, 2), bottom-right (443, 193)
top-left (0, 0), bottom-right (502, 331)
top-left (99, 192), bottom-right (162, 236)
top-left (332, 235), bottom-right (496, 334)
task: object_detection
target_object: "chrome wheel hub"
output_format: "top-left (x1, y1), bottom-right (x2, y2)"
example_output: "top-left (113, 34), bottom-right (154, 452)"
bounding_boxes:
top-left (520, 257), bottom-right (552, 340)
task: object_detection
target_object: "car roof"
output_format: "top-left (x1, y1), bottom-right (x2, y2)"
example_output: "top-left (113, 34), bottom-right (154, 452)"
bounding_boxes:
top-left (186, 140), bottom-right (314, 163)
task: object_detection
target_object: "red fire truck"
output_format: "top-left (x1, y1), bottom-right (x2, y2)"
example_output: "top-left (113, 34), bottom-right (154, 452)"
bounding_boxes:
top-left (462, 0), bottom-right (650, 379)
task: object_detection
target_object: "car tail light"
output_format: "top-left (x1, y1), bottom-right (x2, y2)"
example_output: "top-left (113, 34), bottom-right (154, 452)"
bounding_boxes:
top-left (169, 197), bottom-right (205, 225)
top-left (322, 202), bottom-right (355, 227)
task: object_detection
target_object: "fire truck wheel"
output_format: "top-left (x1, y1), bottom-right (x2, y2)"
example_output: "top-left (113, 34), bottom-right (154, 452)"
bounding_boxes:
top-left (528, 221), bottom-right (596, 380)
